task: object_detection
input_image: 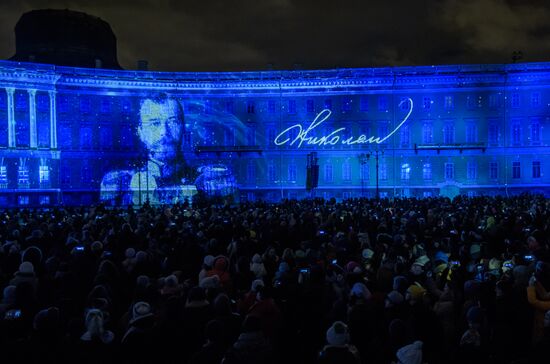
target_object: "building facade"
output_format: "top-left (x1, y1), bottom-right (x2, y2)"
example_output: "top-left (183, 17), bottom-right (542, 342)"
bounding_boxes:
top-left (0, 60), bottom-right (549, 206)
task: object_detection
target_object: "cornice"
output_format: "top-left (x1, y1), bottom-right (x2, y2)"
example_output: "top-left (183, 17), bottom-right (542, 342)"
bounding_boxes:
top-left (3, 60), bottom-right (550, 92)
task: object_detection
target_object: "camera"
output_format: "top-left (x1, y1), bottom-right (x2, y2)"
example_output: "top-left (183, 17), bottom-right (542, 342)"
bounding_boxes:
top-left (331, 259), bottom-right (338, 265)
top-left (75, 246), bottom-right (85, 252)
top-left (300, 268), bottom-right (310, 274)
top-left (524, 255), bottom-right (535, 262)
top-left (319, 230), bottom-right (325, 235)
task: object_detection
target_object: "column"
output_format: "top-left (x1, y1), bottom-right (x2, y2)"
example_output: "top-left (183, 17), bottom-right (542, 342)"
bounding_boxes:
top-left (28, 89), bottom-right (37, 148)
top-left (6, 87), bottom-right (15, 148)
top-left (48, 90), bottom-right (57, 149)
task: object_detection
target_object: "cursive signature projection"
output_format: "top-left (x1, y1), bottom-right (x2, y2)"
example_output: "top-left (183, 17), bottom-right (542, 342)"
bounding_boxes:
top-left (274, 98), bottom-right (413, 148)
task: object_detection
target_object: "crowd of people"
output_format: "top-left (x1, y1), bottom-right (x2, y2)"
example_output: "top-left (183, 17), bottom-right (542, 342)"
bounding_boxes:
top-left (0, 194), bottom-right (549, 364)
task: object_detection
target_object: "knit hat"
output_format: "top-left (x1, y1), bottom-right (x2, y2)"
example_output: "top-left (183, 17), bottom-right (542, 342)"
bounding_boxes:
top-left (488, 258), bottom-right (501, 271)
top-left (252, 254), bottom-right (262, 264)
top-left (434, 251), bottom-right (449, 264)
top-left (136, 251), bottom-right (148, 263)
top-left (130, 301), bottom-right (153, 325)
top-left (91, 241), bottom-right (103, 253)
top-left (251, 279), bottom-right (265, 292)
top-left (203, 255), bottom-right (215, 267)
top-left (433, 263), bottom-right (448, 275)
top-left (164, 275), bottom-right (178, 288)
top-left (350, 282), bottom-right (372, 301)
top-left (125, 248), bottom-right (136, 259)
top-left (326, 321), bottom-right (350, 346)
top-left (386, 290), bottom-right (405, 306)
top-left (18, 261), bottom-right (34, 275)
top-left (396, 340), bottom-right (423, 364)
top-left (362, 248), bottom-right (374, 260)
top-left (414, 255), bottom-right (430, 267)
top-left (199, 275), bottom-right (220, 289)
top-left (33, 307), bottom-right (60, 332)
top-left (346, 261), bottom-right (362, 274)
top-left (406, 284), bottom-right (426, 302)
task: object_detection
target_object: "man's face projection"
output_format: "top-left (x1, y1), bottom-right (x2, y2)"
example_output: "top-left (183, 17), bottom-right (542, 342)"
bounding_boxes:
top-left (139, 98), bottom-right (183, 160)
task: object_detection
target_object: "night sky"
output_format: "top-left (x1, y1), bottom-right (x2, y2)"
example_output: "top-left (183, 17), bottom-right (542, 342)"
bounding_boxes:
top-left (1, 0), bottom-right (550, 72)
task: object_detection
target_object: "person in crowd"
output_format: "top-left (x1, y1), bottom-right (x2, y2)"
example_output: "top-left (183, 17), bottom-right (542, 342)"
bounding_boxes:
top-left (0, 194), bottom-right (547, 364)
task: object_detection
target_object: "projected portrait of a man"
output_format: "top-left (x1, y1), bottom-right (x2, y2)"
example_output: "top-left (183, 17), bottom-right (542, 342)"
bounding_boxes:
top-left (100, 94), bottom-right (196, 205)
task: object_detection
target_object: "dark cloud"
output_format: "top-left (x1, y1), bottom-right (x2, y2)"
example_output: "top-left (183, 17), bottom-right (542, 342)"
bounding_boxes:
top-left (0, 0), bottom-right (549, 71)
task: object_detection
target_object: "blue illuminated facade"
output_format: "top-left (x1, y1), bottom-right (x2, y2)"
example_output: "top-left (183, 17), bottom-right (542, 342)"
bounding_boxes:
top-left (0, 60), bottom-right (549, 206)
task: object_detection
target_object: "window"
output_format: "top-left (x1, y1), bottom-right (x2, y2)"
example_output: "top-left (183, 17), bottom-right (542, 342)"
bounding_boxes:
top-left (378, 124), bottom-right (388, 144)
top-left (267, 128), bottom-right (276, 148)
top-left (466, 96), bottom-right (475, 110)
top-left (247, 126), bottom-right (256, 146)
top-left (0, 165), bottom-right (7, 187)
top-left (466, 124), bottom-right (477, 143)
top-left (81, 161), bottom-right (92, 184)
top-left (268, 161), bottom-right (276, 182)
top-left (122, 99), bottom-right (132, 114)
top-left (288, 163), bottom-right (297, 182)
top-left (379, 162), bottom-right (387, 180)
top-left (226, 100), bottom-right (235, 113)
top-left (60, 161), bottom-right (71, 186)
top-left (39, 195), bottom-right (50, 205)
top-left (100, 98), bottom-right (111, 114)
top-left (80, 126), bottom-right (93, 150)
top-left (399, 97), bottom-right (409, 111)
top-left (422, 123), bottom-right (433, 144)
top-left (120, 125), bottom-right (133, 149)
top-left (445, 163), bottom-right (454, 180)
top-left (341, 98), bottom-right (352, 112)
top-left (247, 161), bottom-right (256, 182)
top-left (444, 96), bottom-right (454, 109)
top-left (490, 162), bottom-right (498, 180)
top-left (59, 122), bottom-right (72, 149)
top-left (488, 123), bottom-right (499, 145)
top-left (400, 125), bottom-right (410, 148)
top-left (512, 123), bottom-right (521, 145)
top-left (80, 97), bottom-right (91, 114)
top-left (267, 100), bottom-right (276, 114)
top-left (467, 162), bottom-right (477, 180)
top-left (360, 163), bottom-right (369, 181)
top-left (324, 163), bottom-right (333, 183)
top-left (342, 161), bottom-right (352, 181)
top-left (288, 99), bottom-right (297, 114)
top-left (378, 96), bottom-right (388, 111)
top-left (15, 92), bottom-right (27, 110)
top-left (533, 161), bottom-right (541, 178)
top-left (247, 100), bottom-right (255, 114)
top-left (306, 99), bottom-right (315, 113)
top-left (512, 161), bottom-right (521, 179)
top-left (204, 100), bottom-right (212, 114)
top-left (18, 162), bottom-right (29, 187)
top-left (224, 128), bottom-right (235, 146)
top-left (401, 163), bottom-right (411, 180)
top-left (423, 191), bottom-right (432, 198)
top-left (531, 92), bottom-right (541, 108)
top-left (58, 96), bottom-right (69, 114)
top-left (324, 99), bottom-right (332, 111)
top-left (489, 94), bottom-right (500, 109)
top-left (342, 192), bottom-right (352, 200)
top-left (531, 120), bottom-right (541, 144)
top-left (99, 124), bottom-right (113, 149)
top-left (360, 96), bottom-right (368, 112)
top-left (443, 123), bottom-right (455, 144)
top-left (39, 165), bottom-right (50, 185)
top-left (18, 195), bottom-right (29, 206)
top-left (423, 163), bottom-right (432, 180)
top-left (511, 93), bottom-right (520, 108)
top-left (423, 97), bottom-right (431, 110)
top-left (37, 93), bottom-right (49, 112)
